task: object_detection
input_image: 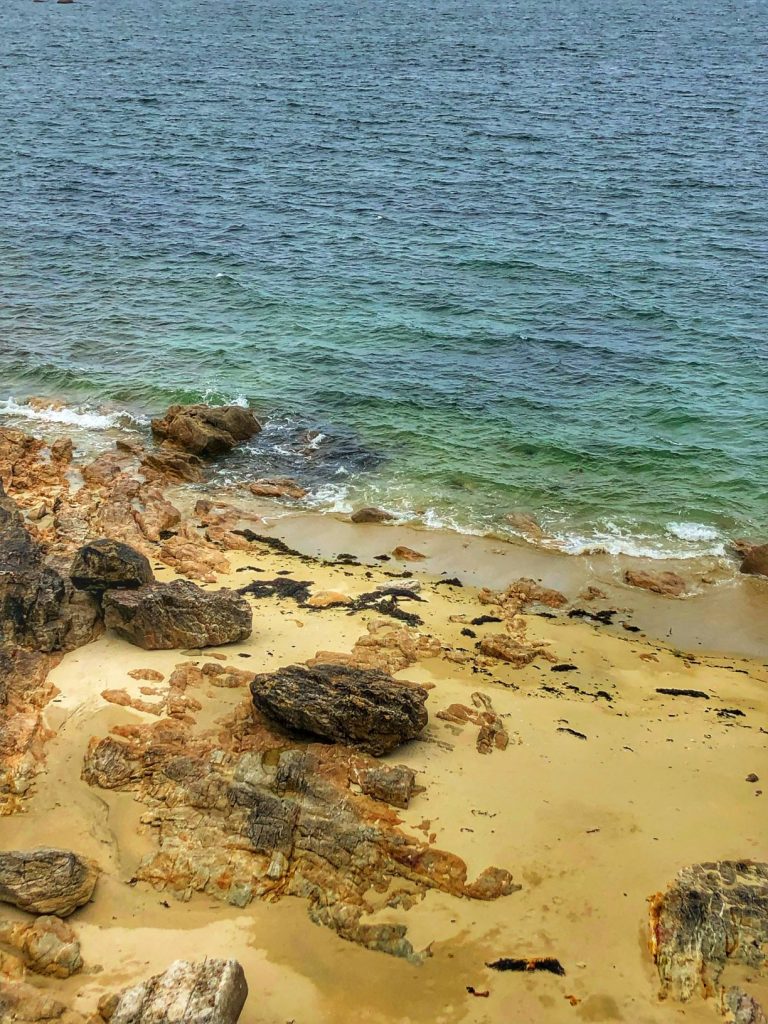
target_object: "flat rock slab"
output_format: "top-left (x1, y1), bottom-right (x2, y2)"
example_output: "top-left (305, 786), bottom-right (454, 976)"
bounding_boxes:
top-left (250, 662), bottom-right (429, 755)
top-left (104, 580), bottom-right (252, 650)
top-left (650, 860), bottom-right (768, 1001)
top-left (107, 958), bottom-right (248, 1024)
top-left (0, 849), bottom-right (99, 917)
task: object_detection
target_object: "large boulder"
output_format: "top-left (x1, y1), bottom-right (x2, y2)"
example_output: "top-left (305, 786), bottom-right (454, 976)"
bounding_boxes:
top-left (105, 959), bottom-right (248, 1024)
top-left (250, 663), bottom-right (428, 755)
top-left (103, 580), bottom-right (252, 650)
top-left (0, 849), bottom-right (99, 917)
top-left (70, 538), bottom-right (154, 595)
top-left (0, 489), bottom-right (101, 652)
top-left (649, 860), bottom-right (768, 1002)
top-left (151, 404), bottom-right (261, 457)
top-left (740, 543), bottom-right (768, 578)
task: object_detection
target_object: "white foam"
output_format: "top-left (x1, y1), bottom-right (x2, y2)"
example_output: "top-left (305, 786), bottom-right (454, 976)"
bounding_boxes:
top-left (666, 521), bottom-right (722, 544)
top-left (305, 482), bottom-right (353, 513)
top-left (546, 518), bottom-right (726, 559)
top-left (0, 396), bottom-right (146, 431)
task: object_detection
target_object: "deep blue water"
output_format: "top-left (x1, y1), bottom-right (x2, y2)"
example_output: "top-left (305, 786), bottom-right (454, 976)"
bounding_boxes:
top-left (1, 0), bottom-right (767, 555)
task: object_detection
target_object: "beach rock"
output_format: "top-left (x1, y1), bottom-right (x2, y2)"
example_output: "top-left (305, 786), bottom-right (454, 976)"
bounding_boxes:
top-left (151, 404), bottom-right (261, 457)
top-left (83, 720), bottom-right (516, 960)
top-left (249, 477), bottom-right (307, 500)
top-left (739, 543), bottom-right (768, 578)
top-left (350, 507), bottom-right (395, 524)
top-left (250, 663), bottom-right (428, 755)
top-left (392, 545), bottom-right (426, 561)
top-left (722, 988), bottom-right (767, 1024)
top-left (0, 488), bottom-right (101, 653)
top-left (624, 569), bottom-right (687, 597)
top-left (478, 633), bottom-right (551, 668)
top-left (305, 590), bottom-right (353, 608)
top-left (649, 860), bottom-right (768, 1001)
top-left (103, 580), bottom-right (252, 650)
top-left (0, 916), bottom-right (82, 978)
top-left (70, 538), bottom-right (154, 595)
top-left (142, 447), bottom-right (204, 484)
top-left (354, 763), bottom-right (417, 808)
top-left (106, 958), bottom-right (248, 1024)
top-left (0, 849), bottom-right (99, 917)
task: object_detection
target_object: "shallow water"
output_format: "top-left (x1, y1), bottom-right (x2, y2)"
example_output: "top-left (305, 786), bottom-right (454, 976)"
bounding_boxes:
top-left (1, 0), bottom-right (766, 556)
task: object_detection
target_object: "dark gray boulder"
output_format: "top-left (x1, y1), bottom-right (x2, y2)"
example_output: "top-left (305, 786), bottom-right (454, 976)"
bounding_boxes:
top-left (71, 538), bottom-right (154, 595)
top-left (103, 580), bottom-right (252, 650)
top-left (250, 663), bottom-right (428, 755)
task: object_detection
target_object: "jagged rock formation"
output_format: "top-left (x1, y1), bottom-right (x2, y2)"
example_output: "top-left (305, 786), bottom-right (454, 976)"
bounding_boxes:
top-left (151, 404), bottom-right (261, 456)
top-left (103, 581), bottom-right (252, 650)
top-left (103, 958), bottom-right (248, 1024)
top-left (250, 663), bottom-right (429, 755)
top-left (649, 861), bottom-right (768, 1002)
top-left (0, 488), bottom-right (101, 654)
top-left (82, 694), bottom-right (516, 960)
top-left (0, 849), bottom-right (99, 917)
top-left (70, 538), bottom-right (154, 595)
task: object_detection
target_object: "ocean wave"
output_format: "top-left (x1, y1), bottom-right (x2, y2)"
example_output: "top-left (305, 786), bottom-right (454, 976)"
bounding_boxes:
top-left (544, 519), bottom-right (727, 560)
top-left (0, 396), bottom-right (147, 431)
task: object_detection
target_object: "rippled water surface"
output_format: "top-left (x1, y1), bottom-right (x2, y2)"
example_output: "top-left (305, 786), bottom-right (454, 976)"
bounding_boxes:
top-left (1, 0), bottom-right (766, 555)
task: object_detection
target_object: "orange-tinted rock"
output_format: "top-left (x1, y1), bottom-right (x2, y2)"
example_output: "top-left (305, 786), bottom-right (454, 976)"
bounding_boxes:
top-left (151, 404), bottom-right (261, 457)
top-left (392, 545), bottom-right (426, 561)
top-left (624, 569), bottom-right (687, 597)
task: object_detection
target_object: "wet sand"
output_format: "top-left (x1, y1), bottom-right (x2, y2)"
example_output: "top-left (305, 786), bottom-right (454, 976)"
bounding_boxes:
top-left (3, 512), bottom-right (767, 1023)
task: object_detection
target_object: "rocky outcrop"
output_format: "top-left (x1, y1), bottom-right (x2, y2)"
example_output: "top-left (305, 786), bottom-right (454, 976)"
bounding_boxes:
top-left (249, 478), bottom-right (307, 500)
top-left (103, 581), bottom-right (252, 650)
top-left (722, 988), bottom-right (767, 1024)
top-left (151, 404), bottom-right (261, 457)
top-left (624, 569), bottom-right (687, 597)
top-left (82, 709), bottom-right (517, 960)
top-left (0, 488), bottom-right (101, 653)
top-left (478, 633), bottom-right (552, 668)
top-left (353, 763), bottom-right (416, 808)
top-left (350, 507), bottom-right (395, 524)
top-left (104, 958), bottom-right (248, 1024)
top-left (0, 849), bottom-right (99, 917)
top-left (649, 861), bottom-right (768, 1002)
top-left (250, 663), bottom-right (428, 755)
top-left (70, 538), bottom-right (154, 595)
top-left (0, 916), bottom-right (82, 978)
top-left (739, 543), bottom-right (768, 579)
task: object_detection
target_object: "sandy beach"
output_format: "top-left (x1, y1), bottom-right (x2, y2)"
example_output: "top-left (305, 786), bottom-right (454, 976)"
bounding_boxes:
top-left (1, 408), bottom-right (766, 1023)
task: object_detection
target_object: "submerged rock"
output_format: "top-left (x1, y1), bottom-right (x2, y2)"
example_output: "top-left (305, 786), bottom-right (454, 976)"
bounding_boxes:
top-left (350, 507), bottom-right (395, 524)
top-left (70, 538), bottom-right (154, 595)
top-left (649, 860), bottom-right (768, 1002)
top-left (722, 988), bottom-right (768, 1024)
top-left (250, 662), bottom-right (428, 755)
top-left (0, 849), bottom-right (99, 917)
top-left (103, 580), bottom-right (252, 650)
top-left (151, 404), bottom-right (261, 457)
top-left (624, 569), bottom-right (687, 597)
top-left (739, 543), bottom-right (768, 578)
top-left (105, 958), bottom-right (248, 1024)
top-left (249, 477), bottom-right (307, 500)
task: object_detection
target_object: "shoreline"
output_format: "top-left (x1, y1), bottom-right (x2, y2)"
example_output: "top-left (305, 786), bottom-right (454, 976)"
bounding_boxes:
top-left (0, 392), bottom-right (758, 568)
top-left (1, 401), bottom-right (767, 1023)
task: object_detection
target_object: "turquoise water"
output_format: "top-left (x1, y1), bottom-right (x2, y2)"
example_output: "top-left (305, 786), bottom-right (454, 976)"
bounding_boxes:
top-left (1, 0), bottom-right (766, 556)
